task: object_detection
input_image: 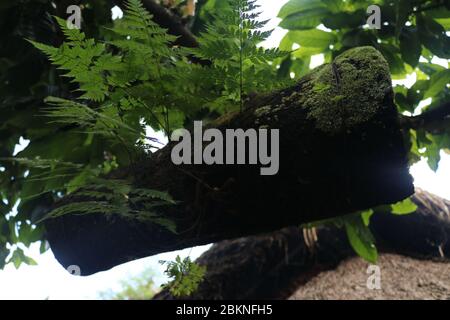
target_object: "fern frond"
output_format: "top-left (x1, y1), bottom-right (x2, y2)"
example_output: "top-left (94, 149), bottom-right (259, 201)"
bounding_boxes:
top-left (110, 0), bottom-right (176, 54)
top-left (30, 25), bottom-right (117, 102)
top-left (42, 97), bottom-right (138, 139)
top-left (0, 157), bottom-right (83, 171)
top-left (130, 188), bottom-right (177, 204)
top-left (54, 16), bottom-right (85, 43)
top-left (40, 177), bottom-right (177, 233)
top-left (190, 0), bottom-right (287, 110)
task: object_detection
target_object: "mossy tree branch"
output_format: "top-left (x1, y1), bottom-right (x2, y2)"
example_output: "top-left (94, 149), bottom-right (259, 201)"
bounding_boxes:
top-left (154, 189), bottom-right (450, 300)
top-left (45, 47), bottom-right (414, 275)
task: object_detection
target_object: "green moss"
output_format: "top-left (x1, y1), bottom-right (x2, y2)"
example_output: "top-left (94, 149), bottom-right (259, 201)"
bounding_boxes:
top-left (254, 105), bottom-right (272, 118)
top-left (313, 82), bottom-right (332, 93)
top-left (299, 46), bottom-right (392, 134)
top-left (331, 95), bottom-right (344, 103)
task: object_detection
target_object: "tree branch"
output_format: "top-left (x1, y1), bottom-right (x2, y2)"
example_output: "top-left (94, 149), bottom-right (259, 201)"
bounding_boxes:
top-left (400, 101), bottom-right (450, 133)
top-left (44, 47), bottom-right (414, 275)
top-left (154, 189), bottom-right (450, 300)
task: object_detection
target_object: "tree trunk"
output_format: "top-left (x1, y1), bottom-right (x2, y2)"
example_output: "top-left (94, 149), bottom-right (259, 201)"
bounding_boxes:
top-left (154, 189), bottom-right (450, 300)
top-left (45, 46), bottom-right (414, 275)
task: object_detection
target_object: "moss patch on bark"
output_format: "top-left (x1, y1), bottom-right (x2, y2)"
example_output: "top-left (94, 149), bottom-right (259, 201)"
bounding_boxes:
top-left (288, 46), bottom-right (392, 134)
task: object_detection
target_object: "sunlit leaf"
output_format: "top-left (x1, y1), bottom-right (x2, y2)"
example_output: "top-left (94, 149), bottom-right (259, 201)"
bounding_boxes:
top-left (391, 198), bottom-right (418, 215)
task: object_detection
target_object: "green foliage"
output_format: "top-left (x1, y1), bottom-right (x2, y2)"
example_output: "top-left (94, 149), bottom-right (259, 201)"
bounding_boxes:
top-left (0, 0), bottom-right (119, 270)
top-left (42, 96), bottom-right (141, 144)
top-left (286, 29), bottom-right (337, 49)
top-left (99, 267), bottom-right (157, 300)
top-left (7, 247), bottom-right (37, 269)
top-left (391, 198), bottom-right (418, 215)
top-left (425, 69), bottom-right (450, 98)
top-left (280, 6), bottom-right (329, 30)
top-left (0, 0), bottom-right (285, 270)
top-left (43, 178), bottom-right (177, 233)
top-left (190, 0), bottom-right (288, 111)
top-left (337, 196), bottom-right (417, 263)
top-left (343, 214), bottom-right (378, 264)
top-left (29, 17), bottom-right (120, 102)
top-left (303, 209), bottom-right (378, 264)
top-left (160, 256), bottom-right (206, 297)
top-left (361, 209), bottom-right (374, 226)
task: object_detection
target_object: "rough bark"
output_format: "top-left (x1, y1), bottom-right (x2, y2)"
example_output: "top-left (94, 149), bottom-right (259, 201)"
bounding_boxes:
top-left (45, 47), bottom-right (414, 275)
top-left (154, 189), bottom-right (450, 300)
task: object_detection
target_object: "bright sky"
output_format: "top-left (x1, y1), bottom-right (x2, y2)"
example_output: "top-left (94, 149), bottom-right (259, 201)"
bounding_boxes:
top-left (0, 0), bottom-right (449, 300)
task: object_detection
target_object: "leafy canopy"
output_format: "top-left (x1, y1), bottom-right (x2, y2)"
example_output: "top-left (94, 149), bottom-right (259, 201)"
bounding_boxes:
top-left (160, 256), bottom-right (207, 297)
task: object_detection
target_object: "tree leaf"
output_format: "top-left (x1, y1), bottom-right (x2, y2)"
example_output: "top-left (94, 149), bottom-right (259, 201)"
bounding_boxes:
top-left (341, 29), bottom-right (377, 48)
top-left (7, 247), bottom-right (37, 269)
top-left (425, 139), bottom-right (442, 172)
top-left (292, 46), bottom-right (325, 58)
top-left (418, 14), bottom-right (450, 59)
top-left (344, 215), bottom-right (378, 264)
top-left (399, 27), bottom-right (421, 68)
top-left (435, 18), bottom-right (450, 30)
top-left (286, 29), bottom-right (336, 48)
top-left (418, 62), bottom-right (446, 76)
top-left (391, 198), bottom-right (418, 215)
top-left (278, 0), bottom-right (325, 19)
top-left (40, 241), bottom-right (49, 254)
top-left (395, 0), bottom-right (413, 37)
top-left (361, 209), bottom-right (374, 227)
top-left (279, 33), bottom-right (294, 51)
top-left (379, 44), bottom-right (406, 76)
top-left (424, 69), bottom-right (450, 99)
top-left (279, 7), bottom-right (330, 30)
top-left (394, 85), bottom-right (414, 112)
top-left (322, 10), bottom-right (365, 30)
top-left (0, 245), bottom-right (8, 270)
